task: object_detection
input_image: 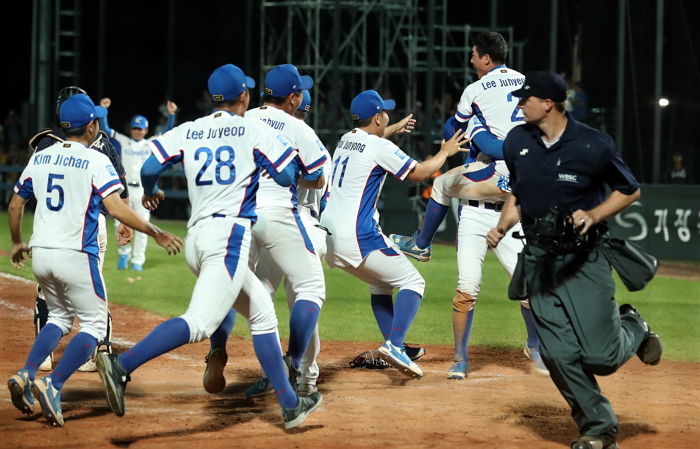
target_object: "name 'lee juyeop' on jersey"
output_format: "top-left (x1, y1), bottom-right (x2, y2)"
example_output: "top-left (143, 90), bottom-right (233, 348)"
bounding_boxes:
top-left (184, 125), bottom-right (247, 140)
top-left (479, 76), bottom-right (524, 90)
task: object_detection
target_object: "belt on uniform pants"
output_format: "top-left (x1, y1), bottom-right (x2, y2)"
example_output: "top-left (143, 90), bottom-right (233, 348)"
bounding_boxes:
top-left (212, 213), bottom-right (226, 218)
top-left (128, 182), bottom-right (140, 187)
top-left (467, 200), bottom-right (503, 212)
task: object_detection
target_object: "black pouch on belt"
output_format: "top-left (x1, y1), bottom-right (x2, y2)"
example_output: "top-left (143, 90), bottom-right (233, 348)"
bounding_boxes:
top-left (599, 237), bottom-right (659, 291)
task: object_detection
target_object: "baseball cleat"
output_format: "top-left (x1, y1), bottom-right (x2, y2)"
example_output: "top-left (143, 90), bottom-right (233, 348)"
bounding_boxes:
top-left (570, 435), bottom-right (619, 449)
top-left (404, 343), bottom-right (426, 361)
top-left (244, 377), bottom-right (274, 398)
top-left (7, 369), bottom-right (35, 415)
top-left (377, 341), bottom-right (423, 378)
top-left (78, 354), bottom-right (98, 372)
top-left (297, 383), bottom-right (318, 397)
top-left (96, 352), bottom-right (129, 417)
top-left (131, 263), bottom-right (143, 272)
top-left (283, 354), bottom-right (300, 392)
top-left (117, 255), bottom-right (129, 270)
top-left (282, 391), bottom-right (323, 430)
top-left (524, 345), bottom-right (549, 376)
top-left (203, 347), bottom-right (228, 394)
top-left (619, 304), bottom-right (663, 365)
top-left (38, 353), bottom-right (53, 371)
top-left (31, 377), bottom-right (64, 427)
top-left (389, 232), bottom-right (432, 262)
top-left (447, 360), bottom-right (467, 379)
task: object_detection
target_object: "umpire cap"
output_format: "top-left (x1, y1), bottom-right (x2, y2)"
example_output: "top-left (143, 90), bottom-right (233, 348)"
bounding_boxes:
top-left (511, 71), bottom-right (568, 102)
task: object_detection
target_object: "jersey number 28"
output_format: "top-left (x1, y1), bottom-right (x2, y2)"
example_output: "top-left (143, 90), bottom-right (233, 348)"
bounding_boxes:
top-left (194, 146), bottom-right (236, 186)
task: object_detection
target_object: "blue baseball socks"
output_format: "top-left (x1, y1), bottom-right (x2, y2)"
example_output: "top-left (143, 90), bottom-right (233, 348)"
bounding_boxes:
top-left (388, 289), bottom-right (422, 348)
top-left (24, 323), bottom-right (63, 380)
top-left (371, 294), bottom-right (394, 340)
top-left (253, 332), bottom-right (298, 409)
top-left (48, 332), bottom-right (97, 390)
top-left (118, 317), bottom-right (191, 374)
top-left (287, 300), bottom-right (320, 369)
top-left (416, 199), bottom-right (449, 249)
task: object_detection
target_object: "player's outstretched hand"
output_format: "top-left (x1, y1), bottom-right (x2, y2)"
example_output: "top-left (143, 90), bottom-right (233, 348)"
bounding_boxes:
top-left (142, 190), bottom-right (165, 211)
top-left (116, 223), bottom-right (133, 246)
top-left (153, 228), bottom-right (183, 256)
top-left (487, 226), bottom-right (506, 248)
top-left (166, 100), bottom-right (178, 115)
top-left (10, 243), bottom-right (30, 269)
top-left (394, 113), bottom-right (416, 134)
top-left (440, 129), bottom-right (470, 157)
top-left (100, 97), bottom-right (111, 108)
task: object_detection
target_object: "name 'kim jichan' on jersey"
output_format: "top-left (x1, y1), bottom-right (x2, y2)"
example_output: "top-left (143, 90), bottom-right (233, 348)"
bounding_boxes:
top-left (149, 110), bottom-right (297, 228)
top-left (14, 141), bottom-right (124, 256)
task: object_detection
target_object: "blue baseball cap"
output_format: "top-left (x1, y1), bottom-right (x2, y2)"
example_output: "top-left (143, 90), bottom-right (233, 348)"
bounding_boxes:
top-left (350, 90), bottom-right (395, 121)
top-left (58, 93), bottom-right (107, 129)
top-left (208, 64), bottom-right (255, 102)
top-left (130, 115), bottom-right (149, 129)
top-left (264, 64), bottom-right (313, 97)
top-left (298, 90), bottom-right (311, 112)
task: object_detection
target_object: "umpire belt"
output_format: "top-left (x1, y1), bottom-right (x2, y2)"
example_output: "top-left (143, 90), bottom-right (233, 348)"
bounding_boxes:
top-left (466, 200), bottom-right (503, 212)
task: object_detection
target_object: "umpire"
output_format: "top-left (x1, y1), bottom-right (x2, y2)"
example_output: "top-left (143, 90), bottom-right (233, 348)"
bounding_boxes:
top-left (487, 72), bottom-right (662, 449)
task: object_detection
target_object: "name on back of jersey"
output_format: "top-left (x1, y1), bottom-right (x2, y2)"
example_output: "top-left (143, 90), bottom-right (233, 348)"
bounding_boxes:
top-left (186, 125), bottom-right (246, 140)
top-left (337, 139), bottom-right (366, 153)
top-left (33, 152), bottom-right (90, 170)
top-left (480, 77), bottom-right (524, 91)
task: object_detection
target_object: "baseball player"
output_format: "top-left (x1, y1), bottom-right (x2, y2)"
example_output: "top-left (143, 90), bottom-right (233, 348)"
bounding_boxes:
top-left (390, 32), bottom-right (547, 379)
top-left (95, 64), bottom-right (323, 430)
top-left (98, 98), bottom-right (178, 271)
top-left (219, 89), bottom-right (330, 398)
top-left (202, 65), bottom-right (328, 398)
top-left (27, 86), bottom-right (132, 373)
top-left (6, 93), bottom-right (182, 427)
top-left (321, 89), bottom-right (468, 379)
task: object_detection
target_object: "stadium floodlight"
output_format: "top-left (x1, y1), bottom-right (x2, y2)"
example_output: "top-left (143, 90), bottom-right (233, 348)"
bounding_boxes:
top-left (658, 97), bottom-right (670, 107)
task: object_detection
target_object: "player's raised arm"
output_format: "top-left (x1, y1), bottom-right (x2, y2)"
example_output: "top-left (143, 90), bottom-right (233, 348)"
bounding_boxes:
top-left (407, 129), bottom-right (469, 182)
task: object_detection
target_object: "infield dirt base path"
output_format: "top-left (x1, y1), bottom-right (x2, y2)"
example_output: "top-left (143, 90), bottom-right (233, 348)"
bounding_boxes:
top-left (1, 274), bottom-right (698, 449)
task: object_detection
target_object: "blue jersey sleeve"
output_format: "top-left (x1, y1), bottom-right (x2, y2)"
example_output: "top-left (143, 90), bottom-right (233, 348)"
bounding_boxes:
top-left (98, 115), bottom-right (114, 138)
top-left (471, 130), bottom-right (504, 160)
top-left (141, 153), bottom-right (180, 195)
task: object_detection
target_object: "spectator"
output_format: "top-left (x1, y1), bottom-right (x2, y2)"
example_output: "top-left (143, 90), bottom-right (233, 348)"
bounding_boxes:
top-left (4, 110), bottom-right (24, 148)
top-left (666, 151), bottom-right (688, 184)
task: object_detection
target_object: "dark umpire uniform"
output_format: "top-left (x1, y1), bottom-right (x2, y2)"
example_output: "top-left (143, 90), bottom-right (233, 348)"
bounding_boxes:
top-left (499, 72), bottom-right (662, 449)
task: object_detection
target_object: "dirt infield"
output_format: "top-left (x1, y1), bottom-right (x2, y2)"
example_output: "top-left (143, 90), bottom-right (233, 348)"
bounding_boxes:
top-left (1, 274), bottom-right (698, 449)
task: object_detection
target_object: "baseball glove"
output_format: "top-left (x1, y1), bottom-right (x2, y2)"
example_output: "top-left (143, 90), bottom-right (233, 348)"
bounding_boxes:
top-left (349, 350), bottom-right (389, 369)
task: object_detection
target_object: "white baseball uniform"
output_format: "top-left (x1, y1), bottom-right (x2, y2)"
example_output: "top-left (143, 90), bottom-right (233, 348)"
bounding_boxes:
top-left (149, 110), bottom-right (297, 341)
top-left (108, 130), bottom-right (154, 266)
top-left (244, 106), bottom-right (328, 308)
top-left (15, 141), bottom-right (124, 341)
top-left (255, 143), bottom-right (331, 386)
top-left (450, 65), bottom-right (526, 297)
top-left (321, 128), bottom-right (424, 296)
top-left (431, 66), bottom-right (526, 206)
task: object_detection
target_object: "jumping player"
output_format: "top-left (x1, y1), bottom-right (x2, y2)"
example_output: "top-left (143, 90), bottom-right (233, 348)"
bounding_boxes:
top-left (390, 32), bottom-right (547, 379)
top-left (321, 90), bottom-right (468, 378)
top-left (95, 64), bottom-right (323, 429)
top-left (98, 98), bottom-right (178, 271)
top-left (7, 93), bottom-right (182, 427)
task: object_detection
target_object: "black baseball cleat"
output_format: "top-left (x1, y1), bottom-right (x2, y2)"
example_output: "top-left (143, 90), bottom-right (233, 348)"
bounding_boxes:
top-left (619, 304), bottom-right (663, 365)
top-left (96, 352), bottom-right (130, 416)
top-left (282, 391), bottom-right (323, 430)
top-left (571, 435), bottom-right (619, 449)
top-left (404, 343), bottom-right (426, 361)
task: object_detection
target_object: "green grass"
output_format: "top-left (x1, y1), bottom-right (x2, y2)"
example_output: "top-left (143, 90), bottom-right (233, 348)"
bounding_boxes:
top-left (2, 212), bottom-right (699, 361)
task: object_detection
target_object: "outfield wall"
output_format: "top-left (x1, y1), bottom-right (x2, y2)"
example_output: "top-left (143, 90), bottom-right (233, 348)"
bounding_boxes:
top-left (383, 182), bottom-right (700, 262)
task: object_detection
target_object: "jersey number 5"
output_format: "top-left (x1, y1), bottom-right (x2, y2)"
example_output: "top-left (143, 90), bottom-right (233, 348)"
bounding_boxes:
top-left (46, 173), bottom-right (64, 211)
top-left (195, 146), bottom-right (236, 186)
